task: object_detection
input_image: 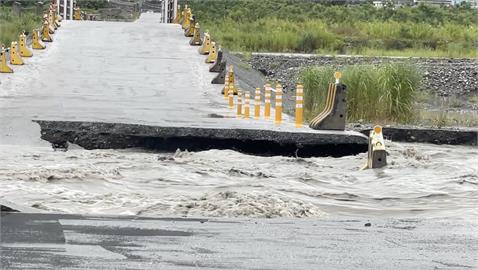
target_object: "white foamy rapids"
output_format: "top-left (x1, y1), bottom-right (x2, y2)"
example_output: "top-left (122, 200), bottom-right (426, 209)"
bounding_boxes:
top-left (0, 142), bottom-right (477, 219)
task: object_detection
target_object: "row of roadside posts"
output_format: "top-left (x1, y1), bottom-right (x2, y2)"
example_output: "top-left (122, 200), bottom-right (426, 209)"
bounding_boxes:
top-left (1, 3), bottom-right (388, 169)
top-left (175, 5), bottom-right (313, 128)
top-left (0, 0), bottom-right (82, 74)
top-left (175, 4), bottom-right (387, 169)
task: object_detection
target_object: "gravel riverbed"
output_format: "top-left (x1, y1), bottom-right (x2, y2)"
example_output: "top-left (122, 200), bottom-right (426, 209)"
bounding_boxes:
top-left (247, 53), bottom-right (478, 115)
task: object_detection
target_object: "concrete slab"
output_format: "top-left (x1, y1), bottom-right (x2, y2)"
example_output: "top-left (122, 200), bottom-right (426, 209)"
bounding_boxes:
top-left (34, 120), bottom-right (367, 157)
top-left (1, 213), bottom-right (477, 270)
top-left (0, 13), bottom-right (366, 155)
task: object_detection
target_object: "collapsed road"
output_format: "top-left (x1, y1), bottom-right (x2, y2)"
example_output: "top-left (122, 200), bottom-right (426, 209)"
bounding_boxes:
top-left (0, 13), bottom-right (366, 157)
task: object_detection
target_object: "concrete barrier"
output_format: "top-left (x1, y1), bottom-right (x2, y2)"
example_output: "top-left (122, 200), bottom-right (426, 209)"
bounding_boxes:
top-left (34, 120), bottom-right (369, 157)
top-left (366, 126), bottom-right (387, 169)
top-left (19, 32), bottom-right (33, 58)
top-left (32, 29), bottom-right (46, 50)
top-left (198, 32), bottom-right (211, 54)
top-left (10, 42), bottom-right (24, 65)
top-left (209, 50), bottom-right (224, 72)
top-left (184, 16), bottom-right (195, 37)
top-left (0, 46), bottom-right (14, 73)
top-left (309, 73), bottom-right (347, 130)
top-left (205, 42), bottom-right (217, 63)
top-left (42, 20), bottom-right (53, 42)
top-left (189, 23), bottom-right (202, 46)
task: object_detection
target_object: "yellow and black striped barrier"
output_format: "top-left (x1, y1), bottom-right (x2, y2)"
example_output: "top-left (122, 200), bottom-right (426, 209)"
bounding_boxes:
top-left (0, 0), bottom-right (62, 74)
top-left (32, 29), bottom-right (46, 50)
top-left (9, 42), bottom-right (24, 66)
top-left (309, 72), bottom-right (347, 130)
top-left (0, 46), bottom-right (14, 73)
top-left (189, 23), bottom-right (202, 46)
top-left (364, 126), bottom-right (387, 169)
top-left (19, 32), bottom-right (33, 58)
top-left (198, 33), bottom-right (211, 55)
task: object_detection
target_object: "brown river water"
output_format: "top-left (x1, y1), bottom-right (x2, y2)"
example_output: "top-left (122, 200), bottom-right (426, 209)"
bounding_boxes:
top-left (0, 142), bottom-right (476, 220)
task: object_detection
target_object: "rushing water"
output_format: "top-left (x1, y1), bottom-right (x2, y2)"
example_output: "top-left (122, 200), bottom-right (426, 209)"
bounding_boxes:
top-left (0, 142), bottom-right (477, 220)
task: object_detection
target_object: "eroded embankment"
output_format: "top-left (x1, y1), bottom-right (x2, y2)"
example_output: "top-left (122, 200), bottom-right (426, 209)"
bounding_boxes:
top-left (34, 120), bottom-right (368, 157)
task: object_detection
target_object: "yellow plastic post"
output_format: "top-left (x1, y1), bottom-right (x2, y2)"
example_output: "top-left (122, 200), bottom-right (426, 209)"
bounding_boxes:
top-left (206, 42), bottom-right (217, 63)
top-left (32, 29), bottom-right (46, 50)
top-left (198, 32), bottom-right (211, 55)
top-left (254, 87), bottom-right (261, 119)
top-left (0, 46), bottom-right (14, 73)
top-left (19, 32), bottom-right (33, 57)
top-left (365, 125), bottom-right (387, 169)
top-left (228, 85), bottom-right (234, 109)
top-left (244, 91), bottom-right (251, 119)
top-left (42, 21), bottom-right (53, 42)
top-left (10, 42), bottom-right (24, 65)
top-left (264, 84), bottom-right (271, 119)
top-left (295, 84), bottom-right (304, 128)
top-left (275, 84), bottom-right (283, 125)
top-left (236, 89), bottom-right (243, 118)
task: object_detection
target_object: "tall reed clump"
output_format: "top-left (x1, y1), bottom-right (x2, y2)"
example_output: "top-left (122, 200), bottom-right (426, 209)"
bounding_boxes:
top-left (300, 63), bottom-right (421, 123)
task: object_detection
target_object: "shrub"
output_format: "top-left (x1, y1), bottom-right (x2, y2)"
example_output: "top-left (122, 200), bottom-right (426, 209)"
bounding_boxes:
top-left (300, 63), bottom-right (422, 123)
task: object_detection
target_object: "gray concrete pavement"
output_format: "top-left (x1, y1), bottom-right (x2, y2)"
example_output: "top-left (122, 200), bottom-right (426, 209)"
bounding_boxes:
top-left (0, 13), bottom-right (366, 151)
top-left (1, 212), bottom-right (477, 270)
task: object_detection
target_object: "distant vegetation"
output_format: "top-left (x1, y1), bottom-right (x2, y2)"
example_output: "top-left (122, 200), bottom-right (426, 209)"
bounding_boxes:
top-left (0, 5), bottom-right (42, 46)
top-left (300, 63), bottom-right (422, 123)
top-left (186, 0), bottom-right (478, 58)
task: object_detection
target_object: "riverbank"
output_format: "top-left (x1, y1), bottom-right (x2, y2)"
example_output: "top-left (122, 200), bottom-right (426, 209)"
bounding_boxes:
top-left (245, 53), bottom-right (478, 128)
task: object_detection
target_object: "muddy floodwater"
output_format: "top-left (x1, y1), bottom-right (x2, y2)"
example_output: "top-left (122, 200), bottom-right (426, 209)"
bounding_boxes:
top-left (1, 142), bottom-right (476, 220)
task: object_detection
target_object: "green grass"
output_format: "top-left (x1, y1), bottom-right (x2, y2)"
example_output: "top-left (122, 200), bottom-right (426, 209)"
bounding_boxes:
top-left (468, 95), bottom-right (478, 104)
top-left (300, 63), bottom-right (422, 123)
top-left (0, 6), bottom-right (42, 46)
top-left (417, 110), bottom-right (478, 128)
top-left (186, 0), bottom-right (478, 58)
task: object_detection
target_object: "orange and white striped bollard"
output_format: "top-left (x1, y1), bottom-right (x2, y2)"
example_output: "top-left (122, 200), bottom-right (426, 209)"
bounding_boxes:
top-left (275, 84), bottom-right (283, 125)
top-left (228, 86), bottom-right (234, 109)
top-left (224, 76), bottom-right (229, 99)
top-left (254, 87), bottom-right (261, 119)
top-left (264, 84), bottom-right (271, 119)
top-left (244, 91), bottom-right (251, 119)
top-left (236, 89), bottom-right (243, 118)
top-left (295, 84), bottom-right (304, 128)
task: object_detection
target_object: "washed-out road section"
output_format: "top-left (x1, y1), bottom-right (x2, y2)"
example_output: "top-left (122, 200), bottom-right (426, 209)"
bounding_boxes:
top-left (0, 13), bottom-right (366, 156)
